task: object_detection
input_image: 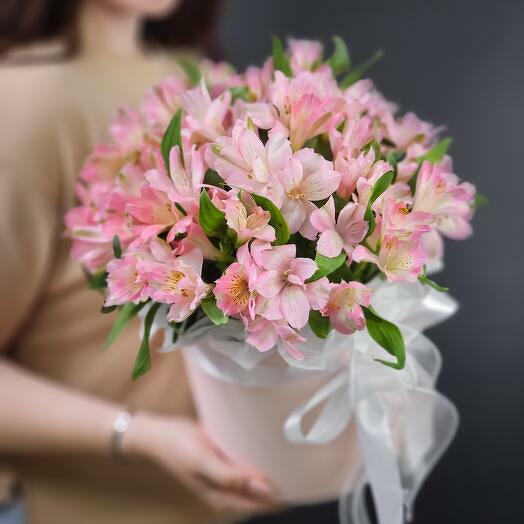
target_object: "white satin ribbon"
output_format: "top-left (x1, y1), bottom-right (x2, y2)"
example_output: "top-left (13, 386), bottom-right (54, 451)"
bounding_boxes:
top-left (148, 279), bottom-right (459, 524)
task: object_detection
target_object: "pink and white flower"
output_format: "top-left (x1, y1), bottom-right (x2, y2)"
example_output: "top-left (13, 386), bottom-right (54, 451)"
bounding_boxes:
top-left (310, 196), bottom-right (368, 258)
top-left (321, 281), bottom-right (373, 335)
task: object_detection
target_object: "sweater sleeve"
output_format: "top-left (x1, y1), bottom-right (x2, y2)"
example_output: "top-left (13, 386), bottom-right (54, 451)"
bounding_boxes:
top-left (0, 66), bottom-right (62, 353)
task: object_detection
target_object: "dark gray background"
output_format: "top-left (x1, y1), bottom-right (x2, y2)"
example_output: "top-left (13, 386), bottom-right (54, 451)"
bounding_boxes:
top-left (217, 1), bottom-right (524, 522)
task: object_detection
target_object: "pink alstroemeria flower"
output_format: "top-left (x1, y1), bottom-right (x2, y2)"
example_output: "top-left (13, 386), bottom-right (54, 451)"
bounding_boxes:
top-left (384, 112), bottom-right (436, 150)
top-left (412, 161), bottom-right (476, 240)
top-left (109, 106), bottom-right (145, 153)
top-left (244, 317), bottom-right (307, 360)
top-left (140, 248), bottom-right (210, 323)
top-left (310, 196), bottom-right (368, 258)
top-left (380, 198), bottom-right (433, 240)
top-left (287, 38), bottom-right (324, 74)
top-left (223, 194), bottom-right (275, 244)
top-left (353, 235), bottom-right (427, 283)
top-left (105, 252), bottom-right (150, 307)
top-left (141, 75), bottom-right (188, 128)
top-left (253, 243), bottom-right (330, 329)
top-left (212, 120), bottom-right (291, 199)
top-left (145, 144), bottom-right (205, 217)
top-left (126, 183), bottom-right (192, 242)
top-left (270, 71), bottom-right (343, 151)
top-left (278, 149), bottom-right (341, 236)
top-left (213, 243), bottom-right (258, 317)
top-left (321, 281), bottom-right (373, 335)
top-left (180, 79), bottom-right (232, 145)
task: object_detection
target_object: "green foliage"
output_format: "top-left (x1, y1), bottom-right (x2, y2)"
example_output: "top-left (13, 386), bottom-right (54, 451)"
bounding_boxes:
top-left (200, 295), bottom-right (229, 325)
top-left (272, 36), bottom-right (292, 77)
top-left (229, 86), bottom-right (250, 102)
top-left (326, 36), bottom-right (351, 76)
top-left (308, 252), bottom-right (347, 282)
top-left (161, 108), bottom-right (183, 172)
top-left (364, 170), bottom-right (394, 238)
top-left (112, 235), bottom-right (122, 259)
top-left (363, 306), bottom-right (406, 370)
top-left (132, 302), bottom-right (161, 380)
top-left (87, 270), bottom-right (108, 291)
top-left (417, 137), bottom-right (453, 164)
top-left (199, 190), bottom-right (228, 238)
top-left (176, 56), bottom-right (201, 85)
top-left (203, 169), bottom-right (225, 188)
top-left (252, 193), bottom-right (291, 245)
top-left (309, 310), bottom-right (332, 339)
top-left (474, 193), bottom-right (489, 209)
top-left (104, 302), bottom-right (147, 351)
top-left (340, 49), bottom-right (384, 88)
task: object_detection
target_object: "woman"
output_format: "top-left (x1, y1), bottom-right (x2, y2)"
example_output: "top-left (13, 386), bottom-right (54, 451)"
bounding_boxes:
top-left (0, 1), bottom-right (276, 523)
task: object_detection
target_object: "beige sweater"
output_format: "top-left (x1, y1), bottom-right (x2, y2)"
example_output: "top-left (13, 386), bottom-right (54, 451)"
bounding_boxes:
top-left (0, 43), bottom-right (219, 524)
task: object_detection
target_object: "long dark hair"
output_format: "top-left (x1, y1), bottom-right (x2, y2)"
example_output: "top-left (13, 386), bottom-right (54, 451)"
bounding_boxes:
top-left (0, 0), bottom-right (223, 61)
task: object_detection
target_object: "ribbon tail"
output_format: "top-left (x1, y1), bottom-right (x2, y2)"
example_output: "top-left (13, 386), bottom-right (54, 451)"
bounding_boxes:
top-left (356, 393), bottom-right (404, 524)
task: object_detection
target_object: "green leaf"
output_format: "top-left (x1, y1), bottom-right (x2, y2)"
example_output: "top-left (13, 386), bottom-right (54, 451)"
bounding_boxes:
top-left (364, 170), bottom-right (394, 238)
top-left (308, 252), bottom-right (347, 282)
top-left (418, 274), bottom-right (449, 293)
top-left (104, 302), bottom-right (146, 351)
top-left (474, 193), bottom-right (488, 209)
top-left (229, 85), bottom-right (250, 102)
top-left (132, 302), bottom-right (161, 380)
top-left (161, 108), bottom-right (183, 173)
top-left (272, 36), bottom-right (292, 77)
top-left (340, 49), bottom-right (384, 89)
top-left (203, 169), bottom-right (225, 188)
top-left (326, 36), bottom-right (350, 76)
top-left (112, 235), bottom-right (122, 259)
top-left (176, 56), bottom-right (201, 85)
top-left (417, 137), bottom-right (453, 164)
top-left (101, 305), bottom-right (117, 314)
top-left (308, 310), bottom-right (332, 339)
top-left (199, 190), bottom-right (228, 238)
top-left (200, 296), bottom-right (229, 325)
top-left (87, 270), bottom-right (108, 291)
top-left (363, 306), bottom-right (406, 370)
top-left (252, 193), bottom-right (290, 245)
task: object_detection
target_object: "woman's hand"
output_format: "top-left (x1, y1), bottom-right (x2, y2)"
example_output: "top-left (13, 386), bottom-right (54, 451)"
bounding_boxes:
top-left (124, 413), bottom-right (282, 516)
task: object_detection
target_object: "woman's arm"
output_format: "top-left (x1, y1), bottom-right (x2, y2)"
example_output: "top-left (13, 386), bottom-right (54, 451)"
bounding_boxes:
top-left (0, 358), bottom-right (276, 514)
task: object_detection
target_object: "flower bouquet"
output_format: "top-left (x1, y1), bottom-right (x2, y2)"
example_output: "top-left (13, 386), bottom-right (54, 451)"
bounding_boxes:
top-left (66, 37), bottom-right (480, 523)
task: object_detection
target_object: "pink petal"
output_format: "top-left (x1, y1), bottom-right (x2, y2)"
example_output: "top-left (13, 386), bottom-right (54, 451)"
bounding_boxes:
top-left (255, 270), bottom-right (284, 298)
top-left (282, 199), bottom-right (307, 234)
top-left (352, 245), bottom-right (379, 265)
top-left (280, 286), bottom-right (310, 329)
top-left (317, 230), bottom-right (344, 258)
top-left (289, 257), bottom-right (317, 283)
top-left (310, 196), bottom-right (336, 233)
top-left (302, 170), bottom-right (341, 201)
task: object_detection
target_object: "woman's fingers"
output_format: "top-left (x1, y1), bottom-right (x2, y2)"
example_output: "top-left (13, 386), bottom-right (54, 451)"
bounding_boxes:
top-left (198, 450), bottom-right (272, 497)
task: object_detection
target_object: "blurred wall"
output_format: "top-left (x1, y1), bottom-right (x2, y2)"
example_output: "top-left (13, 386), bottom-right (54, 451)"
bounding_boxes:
top-left (219, 1), bottom-right (524, 523)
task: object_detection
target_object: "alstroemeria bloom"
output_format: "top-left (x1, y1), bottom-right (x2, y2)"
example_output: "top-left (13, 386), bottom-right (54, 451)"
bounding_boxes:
top-left (412, 161), bottom-right (475, 239)
top-left (213, 243), bottom-right (258, 316)
top-left (223, 194), bottom-right (275, 244)
top-left (105, 252), bottom-right (150, 307)
top-left (270, 71), bottom-right (343, 150)
top-left (287, 38), bottom-right (324, 74)
top-left (109, 106), bottom-right (145, 153)
top-left (253, 243), bottom-right (329, 329)
top-left (140, 249), bottom-right (210, 323)
top-left (244, 317), bottom-right (307, 360)
top-left (353, 234), bottom-right (427, 283)
top-left (180, 79), bottom-right (232, 145)
top-left (213, 120), bottom-right (291, 199)
top-left (141, 75), bottom-right (187, 128)
top-left (321, 281), bottom-right (373, 335)
top-left (278, 148), bottom-right (341, 236)
top-left (310, 197), bottom-right (368, 258)
top-left (145, 144), bottom-right (205, 216)
top-left (380, 197), bottom-right (433, 240)
top-left (384, 112), bottom-right (436, 149)
top-left (126, 183), bottom-right (192, 242)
